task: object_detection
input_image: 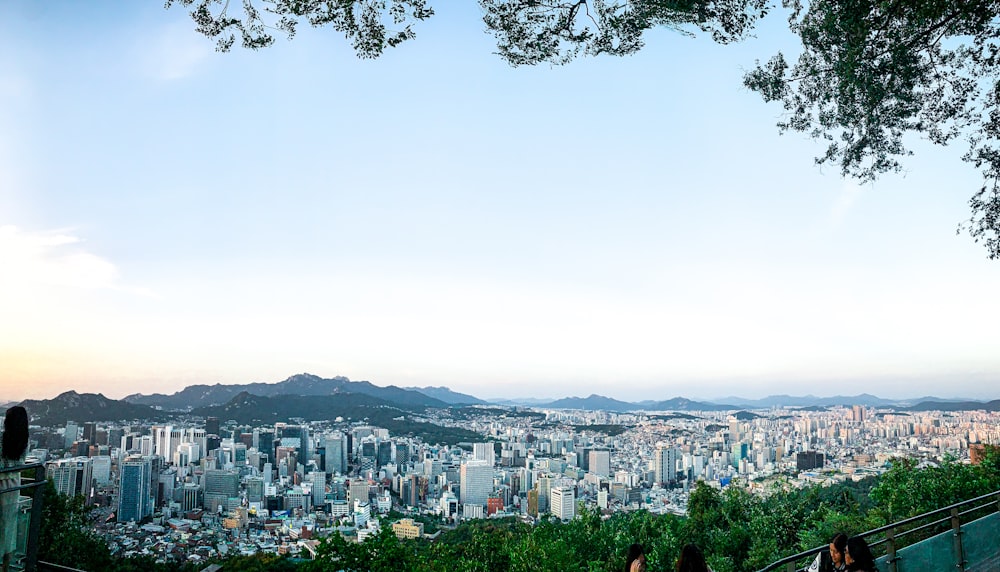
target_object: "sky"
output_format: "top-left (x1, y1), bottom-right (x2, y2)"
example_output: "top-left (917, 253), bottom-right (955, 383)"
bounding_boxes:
top-left (1, 2), bottom-right (999, 403)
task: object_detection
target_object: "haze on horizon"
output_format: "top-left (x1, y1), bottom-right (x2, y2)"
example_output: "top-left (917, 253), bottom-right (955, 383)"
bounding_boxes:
top-left (1, 2), bottom-right (999, 403)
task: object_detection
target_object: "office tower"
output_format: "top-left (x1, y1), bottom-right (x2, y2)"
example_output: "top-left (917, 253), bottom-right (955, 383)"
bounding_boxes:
top-left (405, 474), bottom-right (421, 507)
top-left (48, 457), bottom-right (93, 500)
top-left (551, 486), bottom-right (575, 520)
top-left (64, 422), bottom-right (80, 450)
top-left (460, 460), bottom-right (493, 508)
top-left (205, 417), bottom-right (220, 437)
top-left (174, 442), bottom-right (200, 467)
top-left (395, 442), bottom-right (409, 466)
top-left (537, 475), bottom-right (552, 514)
top-left (82, 422), bottom-right (97, 444)
top-left (204, 469), bottom-right (239, 513)
top-left (473, 443), bottom-right (495, 466)
top-left (310, 471), bottom-right (326, 507)
top-left (589, 449), bottom-right (611, 478)
top-left (91, 456), bottom-right (112, 486)
top-left (158, 469), bottom-right (177, 508)
top-left (654, 446), bottom-right (679, 486)
top-left (118, 456), bottom-right (152, 522)
top-left (796, 451), bottom-right (825, 471)
top-left (182, 482), bottom-right (201, 511)
top-left (246, 477), bottom-right (264, 503)
top-left (325, 432), bottom-right (346, 475)
top-left (377, 441), bottom-right (392, 469)
top-left (348, 480), bottom-right (370, 506)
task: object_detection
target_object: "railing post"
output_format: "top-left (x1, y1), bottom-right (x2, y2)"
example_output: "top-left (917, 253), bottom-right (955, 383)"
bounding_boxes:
top-left (24, 465), bottom-right (44, 572)
top-left (885, 527), bottom-right (898, 572)
top-left (785, 562), bottom-right (796, 572)
top-left (951, 507), bottom-right (965, 571)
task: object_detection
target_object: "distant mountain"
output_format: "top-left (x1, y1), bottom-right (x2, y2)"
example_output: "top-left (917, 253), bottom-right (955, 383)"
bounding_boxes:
top-left (489, 397), bottom-right (556, 407)
top-left (902, 399), bottom-right (1000, 412)
top-left (542, 395), bottom-right (637, 412)
top-left (15, 391), bottom-right (168, 426)
top-left (192, 392), bottom-right (482, 447)
top-left (190, 391), bottom-right (403, 424)
top-left (637, 397), bottom-right (736, 412)
top-left (125, 373), bottom-right (448, 410)
top-left (708, 394), bottom-right (902, 408)
top-left (405, 386), bottom-right (486, 405)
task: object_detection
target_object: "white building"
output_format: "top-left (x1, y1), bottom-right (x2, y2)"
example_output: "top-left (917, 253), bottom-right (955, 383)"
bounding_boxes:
top-left (551, 486), bottom-right (575, 521)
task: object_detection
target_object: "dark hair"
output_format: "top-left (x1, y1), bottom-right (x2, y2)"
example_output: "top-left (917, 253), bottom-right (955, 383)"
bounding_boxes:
top-left (676, 544), bottom-right (709, 572)
top-left (831, 532), bottom-right (848, 553)
top-left (2, 406), bottom-right (28, 461)
top-left (846, 536), bottom-right (876, 571)
top-left (625, 543), bottom-right (645, 572)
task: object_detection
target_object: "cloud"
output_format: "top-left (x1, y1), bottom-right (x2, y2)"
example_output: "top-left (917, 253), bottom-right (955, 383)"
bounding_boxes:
top-left (0, 225), bottom-right (118, 290)
top-left (0, 226), bottom-right (155, 297)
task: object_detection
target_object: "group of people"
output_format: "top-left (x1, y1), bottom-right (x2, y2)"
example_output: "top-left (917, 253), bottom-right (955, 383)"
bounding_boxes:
top-left (622, 532), bottom-right (879, 572)
top-left (809, 533), bottom-right (878, 572)
top-left (624, 543), bottom-right (713, 572)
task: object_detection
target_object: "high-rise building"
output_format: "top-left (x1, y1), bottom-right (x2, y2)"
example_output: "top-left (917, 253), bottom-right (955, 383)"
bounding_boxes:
top-left (310, 471), bottom-right (326, 507)
top-left (182, 482), bottom-right (201, 511)
top-left (325, 432), bottom-right (346, 475)
top-left (460, 460), bottom-right (493, 508)
top-left (654, 446), bottom-right (679, 486)
top-left (377, 440), bottom-right (392, 469)
top-left (473, 443), bottom-right (495, 466)
top-left (64, 422), bottom-right (80, 450)
top-left (48, 457), bottom-right (93, 501)
top-left (118, 456), bottom-right (152, 522)
top-left (589, 449), bottom-right (611, 478)
top-left (551, 486), bottom-right (575, 521)
top-left (205, 417), bottom-right (220, 437)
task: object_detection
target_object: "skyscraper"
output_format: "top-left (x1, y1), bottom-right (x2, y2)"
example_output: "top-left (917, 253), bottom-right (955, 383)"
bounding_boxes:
top-left (325, 432), bottom-right (346, 475)
top-left (118, 456), bottom-right (152, 522)
top-left (473, 443), bottom-right (495, 466)
top-left (48, 457), bottom-right (93, 501)
top-left (589, 449), bottom-right (611, 478)
top-left (460, 460), bottom-right (493, 508)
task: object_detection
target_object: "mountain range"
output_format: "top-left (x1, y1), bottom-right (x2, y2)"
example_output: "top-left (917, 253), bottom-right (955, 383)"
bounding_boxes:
top-left (123, 373), bottom-right (451, 410)
top-left (8, 374), bottom-right (1000, 426)
top-left (17, 391), bottom-right (168, 426)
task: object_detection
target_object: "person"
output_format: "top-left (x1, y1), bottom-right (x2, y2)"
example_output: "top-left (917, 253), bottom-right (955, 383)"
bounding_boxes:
top-left (0, 407), bottom-right (28, 572)
top-left (676, 543), bottom-right (712, 572)
top-left (845, 536), bottom-right (878, 572)
top-left (808, 532), bottom-right (848, 572)
top-left (625, 543), bottom-right (646, 572)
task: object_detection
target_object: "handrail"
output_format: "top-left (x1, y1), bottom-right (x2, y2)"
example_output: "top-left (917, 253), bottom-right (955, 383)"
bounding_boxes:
top-left (0, 462), bottom-right (46, 572)
top-left (755, 488), bottom-right (1000, 572)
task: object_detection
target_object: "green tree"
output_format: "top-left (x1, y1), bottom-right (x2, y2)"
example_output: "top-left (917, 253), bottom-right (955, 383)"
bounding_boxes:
top-left (743, 0), bottom-right (1000, 257)
top-left (168, 1), bottom-right (1000, 257)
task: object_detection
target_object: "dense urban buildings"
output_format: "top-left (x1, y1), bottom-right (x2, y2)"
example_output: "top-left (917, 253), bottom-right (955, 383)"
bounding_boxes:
top-left (27, 400), bottom-right (1000, 563)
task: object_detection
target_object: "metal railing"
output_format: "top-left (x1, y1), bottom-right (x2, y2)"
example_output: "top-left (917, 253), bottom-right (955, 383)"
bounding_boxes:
top-left (0, 462), bottom-right (45, 572)
top-left (756, 488), bottom-right (1000, 572)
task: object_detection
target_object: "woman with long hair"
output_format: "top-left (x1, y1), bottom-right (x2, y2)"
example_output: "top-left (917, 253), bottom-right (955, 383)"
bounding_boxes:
top-left (845, 536), bottom-right (878, 572)
top-left (676, 543), bottom-right (712, 572)
top-left (0, 407), bottom-right (28, 572)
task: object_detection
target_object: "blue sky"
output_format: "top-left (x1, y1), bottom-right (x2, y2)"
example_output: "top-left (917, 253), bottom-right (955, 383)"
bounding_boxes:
top-left (1, 1), bottom-right (998, 402)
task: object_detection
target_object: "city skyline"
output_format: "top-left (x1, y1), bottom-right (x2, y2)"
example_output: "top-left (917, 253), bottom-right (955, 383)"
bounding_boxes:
top-left (2, 2), bottom-right (999, 402)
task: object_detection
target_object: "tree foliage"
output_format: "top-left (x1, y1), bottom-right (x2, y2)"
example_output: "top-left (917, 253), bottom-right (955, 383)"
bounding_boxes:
top-left (164, 0), bottom-right (434, 56)
top-left (744, 0), bottom-right (1000, 258)
top-left (166, 0), bottom-right (1000, 258)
